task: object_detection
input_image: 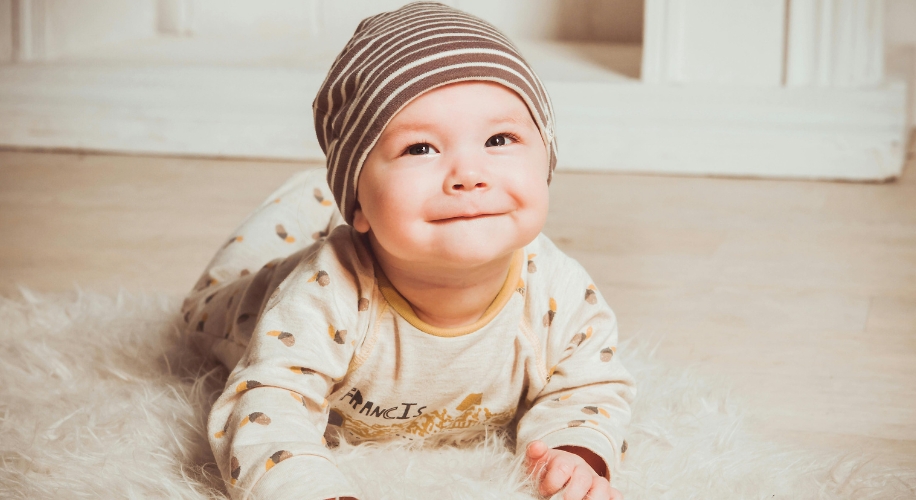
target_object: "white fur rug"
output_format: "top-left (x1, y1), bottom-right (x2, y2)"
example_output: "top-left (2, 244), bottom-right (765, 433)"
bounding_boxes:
top-left (1, 289), bottom-right (914, 499)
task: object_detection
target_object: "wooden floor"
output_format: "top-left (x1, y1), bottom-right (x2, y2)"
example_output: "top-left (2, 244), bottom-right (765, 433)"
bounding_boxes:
top-left (1, 148), bottom-right (914, 470)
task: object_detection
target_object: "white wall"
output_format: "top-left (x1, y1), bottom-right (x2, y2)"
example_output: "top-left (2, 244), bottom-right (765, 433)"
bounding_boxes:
top-left (5, 0), bottom-right (157, 61)
top-left (2, 0), bottom-right (646, 63)
top-left (453, 0), bottom-right (642, 43)
top-left (885, 0), bottom-right (916, 127)
top-left (174, 0), bottom-right (644, 44)
top-left (556, 0), bottom-right (644, 43)
top-left (0, 0), bottom-right (12, 63)
top-left (679, 0), bottom-right (785, 86)
top-left (886, 0), bottom-right (916, 46)
top-left (43, 0), bottom-right (157, 58)
top-left (188, 0), bottom-right (318, 38)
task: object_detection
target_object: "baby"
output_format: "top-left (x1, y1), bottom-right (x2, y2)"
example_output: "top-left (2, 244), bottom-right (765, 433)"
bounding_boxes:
top-left (183, 3), bottom-right (635, 499)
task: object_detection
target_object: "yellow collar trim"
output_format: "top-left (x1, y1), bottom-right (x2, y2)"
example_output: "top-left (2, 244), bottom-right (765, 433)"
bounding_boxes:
top-left (376, 249), bottom-right (524, 338)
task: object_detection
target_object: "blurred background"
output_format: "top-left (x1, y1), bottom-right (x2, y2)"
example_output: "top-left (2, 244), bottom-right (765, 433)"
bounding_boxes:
top-left (0, 0), bottom-right (914, 178)
top-left (0, 0), bottom-right (915, 476)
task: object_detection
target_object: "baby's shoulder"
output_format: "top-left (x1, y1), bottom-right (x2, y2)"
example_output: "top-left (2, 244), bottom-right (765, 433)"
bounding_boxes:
top-left (269, 225), bottom-right (376, 303)
top-left (523, 233), bottom-right (593, 289)
top-left (520, 233), bottom-right (611, 329)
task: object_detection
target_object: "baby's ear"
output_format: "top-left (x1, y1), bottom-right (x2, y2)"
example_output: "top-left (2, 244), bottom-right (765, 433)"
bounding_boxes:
top-left (352, 202), bottom-right (371, 233)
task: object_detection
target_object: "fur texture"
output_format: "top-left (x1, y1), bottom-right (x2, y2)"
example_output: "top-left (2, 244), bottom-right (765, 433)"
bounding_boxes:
top-left (0, 289), bottom-right (913, 499)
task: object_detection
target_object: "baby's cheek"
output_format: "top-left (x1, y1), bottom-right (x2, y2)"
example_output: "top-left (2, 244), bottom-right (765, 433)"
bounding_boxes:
top-left (520, 180), bottom-right (549, 222)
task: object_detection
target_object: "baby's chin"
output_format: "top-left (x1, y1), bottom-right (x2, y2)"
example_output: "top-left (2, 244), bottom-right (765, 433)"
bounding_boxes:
top-left (421, 228), bottom-right (534, 268)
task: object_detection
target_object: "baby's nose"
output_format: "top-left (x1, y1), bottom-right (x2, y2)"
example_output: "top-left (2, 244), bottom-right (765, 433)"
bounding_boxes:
top-left (448, 163), bottom-right (489, 192)
top-left (451, 179), bottom-right (487, 191)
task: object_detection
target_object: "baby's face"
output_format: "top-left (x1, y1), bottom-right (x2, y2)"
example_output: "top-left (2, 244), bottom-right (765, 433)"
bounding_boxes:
top-left (353, 81), bottom-right (549, 270)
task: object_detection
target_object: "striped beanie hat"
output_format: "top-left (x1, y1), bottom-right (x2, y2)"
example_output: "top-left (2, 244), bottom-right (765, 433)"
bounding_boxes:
top-left (313, 1), bottom-right (557, 225)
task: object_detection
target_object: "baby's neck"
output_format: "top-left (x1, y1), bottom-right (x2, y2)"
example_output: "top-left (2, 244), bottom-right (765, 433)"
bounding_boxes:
top-left (370, 240), bottom-right (515, 330)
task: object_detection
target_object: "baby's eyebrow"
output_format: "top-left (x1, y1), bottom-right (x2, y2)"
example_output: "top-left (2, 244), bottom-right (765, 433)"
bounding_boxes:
top-left (486, 116), bottom-right (526, 127)
top-left (382, 114), bottom-right (530, 140)
top-left (382, 122), bottom-right (435, 138)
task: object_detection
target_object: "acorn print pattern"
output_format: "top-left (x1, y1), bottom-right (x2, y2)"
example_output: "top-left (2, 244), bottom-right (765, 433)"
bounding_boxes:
top-left (527, 253), bottom-right (537, 273)
top-left (516, 278), bottom-right (526, 296)
top-left (314, 188), bottom-right (333, 206)
top-left (236, 380), bottom-right (263, 392)
top-left (214, 424), bottom-right (228, 439)
top-left (230, 456), bottom-right (241, 485)
top-left (194, 273), bottom-right (218, 291)
top-left (585, 284), bottom-right (598, 304)
top-left (308, 270), bottom-right (330, 286)
top-left (291, 391), bottom-right (308, 408)
top-left (569, 326), bottom-right (593, 348)
top-left (582, 406), bottom-right (610, 418)
top-left (290, 366), bottom-right (316, 375)
top-left (328, 325), bottom-right (347, 344)
top-left (290, 391), bottom-right (331, 410)
top-left (312, 229), bottom-right (329, 240)
top-left (621, 440), bottom-right (628, 455)
top-left (290, 391), bottom-right (327, 410)
top-left (600, 346), bottom-right (616, 362)
top-left (265, 450), bottom-right (292, 471)
top-left (568, 419), bottom-right (599, 427)
top-left (543, 298), bottom-right (557, 326)
top-left (239, 411), bottom-right (271, 427)
top-left (196, 312), bottom-right (208, 332)
top-left (223, 235), bottom-right (244, 249)
top-left (358, 297), bottom-right (369, 311)
top-left (267, 330), bottom-right (295, 347)
top-left (275, 224), bottom-right (295, 243)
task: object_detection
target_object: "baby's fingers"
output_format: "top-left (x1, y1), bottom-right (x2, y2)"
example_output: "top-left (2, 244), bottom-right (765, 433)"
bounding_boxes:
top-left (583, 477), bottom-right (615, 500)
top-left (539, 460), bottom-right (574, 496)
top-left (526, 441), bottom-right (550, 475)
top-left (561, 467), bottom-right (593, 500)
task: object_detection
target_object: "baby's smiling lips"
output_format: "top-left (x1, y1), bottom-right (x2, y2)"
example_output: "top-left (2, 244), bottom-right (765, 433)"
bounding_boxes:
top-left (431, 212), bottom-right (503, 223)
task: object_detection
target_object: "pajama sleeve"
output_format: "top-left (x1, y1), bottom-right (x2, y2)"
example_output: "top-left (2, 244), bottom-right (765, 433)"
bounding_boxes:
top-left (515, 253), bottom-right (637, 479)
top-left (207, 227), bottom-right (374, 500)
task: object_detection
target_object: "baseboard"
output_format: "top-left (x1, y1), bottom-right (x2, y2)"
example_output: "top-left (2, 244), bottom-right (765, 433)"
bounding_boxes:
top-left (550, 79), bottom-right (909, 180)
top-left (0, 41), bottom-right (908, 180)
top-left (0, 63), bottom-right (327, 161)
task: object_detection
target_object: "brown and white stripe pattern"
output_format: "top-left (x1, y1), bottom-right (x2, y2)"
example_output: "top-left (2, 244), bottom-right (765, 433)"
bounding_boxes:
top-left (313, 1), bottom-right (558, 224)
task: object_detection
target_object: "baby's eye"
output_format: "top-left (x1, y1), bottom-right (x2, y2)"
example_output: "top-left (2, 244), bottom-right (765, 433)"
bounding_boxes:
top-left (485, 134), bottom-right (515, 147)
top-left (406, 143), bottom-right (433, 155)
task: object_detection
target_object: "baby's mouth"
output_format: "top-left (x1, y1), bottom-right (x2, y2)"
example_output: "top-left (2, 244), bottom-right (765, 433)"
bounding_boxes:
top-left (432, 212), bottom-right (502, 223)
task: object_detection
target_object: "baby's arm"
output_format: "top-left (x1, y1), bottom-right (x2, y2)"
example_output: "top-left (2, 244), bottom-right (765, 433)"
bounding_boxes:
top-left (516, 265), bottom-right (636, 499)
top-left (208, 231), bottom-right (372, 500)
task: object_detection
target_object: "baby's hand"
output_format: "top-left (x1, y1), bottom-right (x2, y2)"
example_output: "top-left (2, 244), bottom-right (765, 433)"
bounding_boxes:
top-left (525, 441), bottom-right (622, 500)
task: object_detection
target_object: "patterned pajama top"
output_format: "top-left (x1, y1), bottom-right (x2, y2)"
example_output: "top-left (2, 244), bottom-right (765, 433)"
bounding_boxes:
top-left (185, 170), bottom-right (635, 500)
